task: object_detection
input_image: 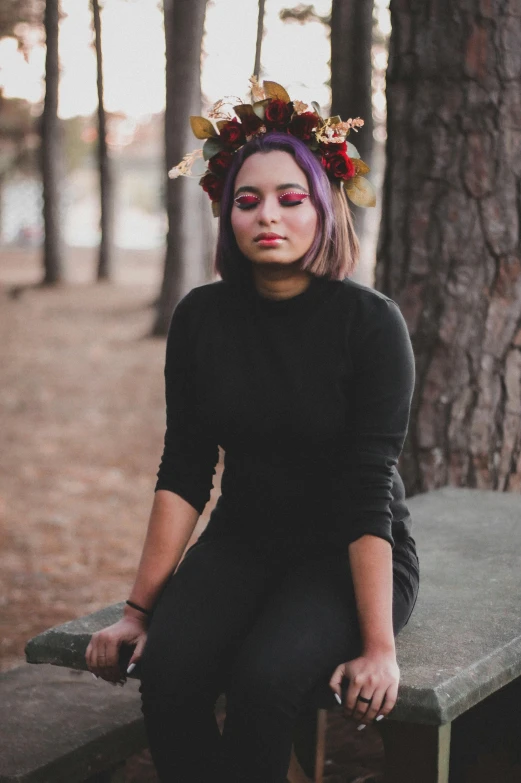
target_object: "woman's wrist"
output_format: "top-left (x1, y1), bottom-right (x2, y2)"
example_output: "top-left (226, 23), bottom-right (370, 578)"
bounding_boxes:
top-left (362, 641), bottom-right (396, 657)
top-left (125, 599), bottom-right (152, 617)
top-left (123, 600), bottom-right (151, 623)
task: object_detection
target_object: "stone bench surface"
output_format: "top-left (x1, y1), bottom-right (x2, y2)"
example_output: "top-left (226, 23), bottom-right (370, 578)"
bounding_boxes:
top-left (25, 488), bottom-right (521, 727)
top-left (0, 664), bottom-right (146, 783)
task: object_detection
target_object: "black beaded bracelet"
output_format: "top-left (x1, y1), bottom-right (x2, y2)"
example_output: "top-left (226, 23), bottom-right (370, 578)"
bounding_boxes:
top-left (126, 599), bottom-right (152, 616)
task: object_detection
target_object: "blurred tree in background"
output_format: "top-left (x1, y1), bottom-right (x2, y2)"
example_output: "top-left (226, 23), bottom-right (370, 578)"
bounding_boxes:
top-left (91, 0), bottom-right (114, 282)
top-left (0, 0), bottom-right (43, 41)
top-left (153, 0), bottom-right (210, 336)
top-left (280, 1), bottom-right (374, 241)
top-left (41, 0), bottom-right (64, 284)
top-left (253, 0), bottom-right (266, 79)
top-left (330, 0), bottom-right (373, 169)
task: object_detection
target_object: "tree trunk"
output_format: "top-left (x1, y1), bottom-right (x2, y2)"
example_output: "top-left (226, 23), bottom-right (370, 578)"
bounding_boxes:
top-left (376, 0), bottom-right (521, 495)
top-left (330, 0), bottom-right (373, 169)
top-left (253, 0), bottom-right (266, 79)
top-left (330, 0), bottom-right (374, 247)
top-left (92, 0), bottom-right (114, 282)
top-left (41, 0), bottom-right (64, 285)
top-left (153, 0), bottom-right (210, 337)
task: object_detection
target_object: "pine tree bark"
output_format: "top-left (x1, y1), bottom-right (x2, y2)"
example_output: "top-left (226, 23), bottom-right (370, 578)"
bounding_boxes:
top-left (92, 0), bottom-right (114, 282)
top-left (41, 0), bottom-right (65, 285)
top-left (153, 0), bottom-right (210, 337)
top-left (376, 0), bottom-right (521, 494)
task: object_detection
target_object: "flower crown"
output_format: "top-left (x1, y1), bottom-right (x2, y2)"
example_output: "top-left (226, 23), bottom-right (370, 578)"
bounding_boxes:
top-left (168, 77), bottom-right (375, 218)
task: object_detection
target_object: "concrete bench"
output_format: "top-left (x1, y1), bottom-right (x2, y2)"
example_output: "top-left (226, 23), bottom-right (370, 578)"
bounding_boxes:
top-left (24, 488), bottom-right (521, 782)
top-left (0, 664), bottom-right (146, 783)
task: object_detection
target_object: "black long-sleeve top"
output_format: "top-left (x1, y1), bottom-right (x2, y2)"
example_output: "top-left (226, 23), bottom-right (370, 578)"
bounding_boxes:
top-left (155, 271), bottom-right (416, 554)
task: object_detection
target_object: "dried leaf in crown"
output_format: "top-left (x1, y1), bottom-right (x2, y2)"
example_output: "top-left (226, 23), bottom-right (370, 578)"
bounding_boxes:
top-left (344, 176), bottom-right (377, 208)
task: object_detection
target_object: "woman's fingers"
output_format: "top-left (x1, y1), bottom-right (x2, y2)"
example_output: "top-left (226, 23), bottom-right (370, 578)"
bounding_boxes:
top-left (328, 663), bottom-right (345, 704)
top-left (128, 633), bottom-right (147, 668)
top-left (352, 691), bottom-right (374, 723)
top-left (377, 680), bottom-right (399, 719)
top-left (357, 687), bottom-right (387, 724)
top-left (332, 654), bottom-right (400, 725)
top-left (86, 630), bottom-right (122, 683)
top-left (345, 674), bottom-right (364, 715)
top-left (352, 678), bottom-right (399, 725)
top-left (99, 640), bottom-right (122, 683)
top-left (86, 633), bottom-right (104, 678)
top-left (86, 620), bottom-right (149, 685)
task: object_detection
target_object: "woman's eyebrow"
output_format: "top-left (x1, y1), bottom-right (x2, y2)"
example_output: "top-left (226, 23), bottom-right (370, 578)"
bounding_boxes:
top-left (234, 183), bottom-right (308, 196)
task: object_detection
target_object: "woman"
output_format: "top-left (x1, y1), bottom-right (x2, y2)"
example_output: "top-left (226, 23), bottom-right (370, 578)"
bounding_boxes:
top-left (86, 85), bottom-right (419, 783)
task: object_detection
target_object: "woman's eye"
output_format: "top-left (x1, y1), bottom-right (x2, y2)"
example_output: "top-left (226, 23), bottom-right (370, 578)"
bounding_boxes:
top-left (279, 192), bottom-right (309, 206)
top-left (234, 195), bottom-right (260, 209)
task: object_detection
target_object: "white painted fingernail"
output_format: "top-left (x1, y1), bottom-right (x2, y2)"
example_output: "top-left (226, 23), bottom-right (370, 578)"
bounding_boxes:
top-left (334, 692), bottom-right (342, 705)
top-left (91, 673), bottom-right (98, 679)
top-left (376, 714), bottom-right (384, 722)
top-left (357, 723), bottom-right (366, 731)
top-left (127, 663), bottom-right (136, 674)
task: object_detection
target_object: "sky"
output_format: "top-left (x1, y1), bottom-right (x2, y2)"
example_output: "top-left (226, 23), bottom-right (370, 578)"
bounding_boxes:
top-left (0, 0), bottom-right (390, 120)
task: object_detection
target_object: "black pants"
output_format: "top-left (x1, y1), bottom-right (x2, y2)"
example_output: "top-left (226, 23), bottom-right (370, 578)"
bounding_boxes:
top-left (139, 532), bottom-right (419, 783)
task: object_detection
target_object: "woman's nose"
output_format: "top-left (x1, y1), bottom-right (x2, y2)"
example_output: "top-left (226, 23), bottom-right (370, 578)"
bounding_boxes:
top-left (257, 196), bottom-right (281, 224)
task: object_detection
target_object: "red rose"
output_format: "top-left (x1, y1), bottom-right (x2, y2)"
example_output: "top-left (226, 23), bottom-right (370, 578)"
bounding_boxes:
top-left (240, 112), bottom-right (264, 137)
top-left (320, 140), bottom-right (347, 155)
top-left (207, 150), bottom-right (234, 176)
top-left (288, 112), bottom-right (319, 141)
top-left (320, 145), bottom-right (355, 180)
top-left (264, 99), bottom-right (293, 129)
top-left (218, 118), bottom-right (246, 149)
top-left (200, 172), bottom-right (224, 201)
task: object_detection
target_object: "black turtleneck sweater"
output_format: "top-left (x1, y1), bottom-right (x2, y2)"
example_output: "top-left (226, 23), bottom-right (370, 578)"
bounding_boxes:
top-left (155, 272), bottom-right (416, 555)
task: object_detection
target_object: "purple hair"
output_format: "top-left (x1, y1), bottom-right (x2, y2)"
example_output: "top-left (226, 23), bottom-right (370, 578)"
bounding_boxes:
top-left (214, 132), bottom-right (338, 285)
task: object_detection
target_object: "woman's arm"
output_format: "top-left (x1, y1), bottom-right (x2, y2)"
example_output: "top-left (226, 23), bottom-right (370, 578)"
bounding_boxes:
top-left (87, 289), bottom-right (218, 684)
top-left (85, 490), bottom-right (199, 683)
top-left (329, 296), bottom-right (416, 721)
top-left (329, 535), bottom-right (399, 726)
top-left (349, 534), bottom-right (394, 656)
top-left (125, 489), bottom-right (200, 614)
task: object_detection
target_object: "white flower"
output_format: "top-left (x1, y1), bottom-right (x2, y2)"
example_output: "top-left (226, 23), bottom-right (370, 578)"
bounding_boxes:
top-left (168, 148), bottom-right (204, 179)
top-left (249, 76), bottom-right (266, 102)
top-left (293, 100), bottom-right (309, 115)
top-left (208, 97), bottom-right (238, 120)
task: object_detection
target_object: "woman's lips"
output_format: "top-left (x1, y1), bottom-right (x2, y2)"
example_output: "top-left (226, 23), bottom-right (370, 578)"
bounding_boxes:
top-left (255, 237), bottom-right (285, 247)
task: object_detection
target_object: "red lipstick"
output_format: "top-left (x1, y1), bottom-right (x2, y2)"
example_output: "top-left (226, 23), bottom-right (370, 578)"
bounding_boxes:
top-left (254, 232), bottom-right (285, 247)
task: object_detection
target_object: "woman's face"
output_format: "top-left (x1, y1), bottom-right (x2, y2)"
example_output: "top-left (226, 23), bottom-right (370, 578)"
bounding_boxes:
top-left (230, 150), bottom-right (318, 269)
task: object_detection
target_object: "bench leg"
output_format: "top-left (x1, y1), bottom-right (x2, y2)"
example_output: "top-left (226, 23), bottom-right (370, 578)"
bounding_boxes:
top-left (290, 707), bottom-right (327, 783)
top-left (379, 721), bottom-right (451, 783)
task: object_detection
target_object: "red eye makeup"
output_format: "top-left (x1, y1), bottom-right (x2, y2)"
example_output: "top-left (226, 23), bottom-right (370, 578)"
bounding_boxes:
top-left (233, 192), bottom-right (310, 209)
top-left (279, 192), bottom-right (309, 206)
top-left (234, 194), bottom-right (261, 208)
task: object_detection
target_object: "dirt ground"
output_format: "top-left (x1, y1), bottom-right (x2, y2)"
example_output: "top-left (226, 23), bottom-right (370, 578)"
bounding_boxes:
top-left (0, 247), bottom-right (384, 781)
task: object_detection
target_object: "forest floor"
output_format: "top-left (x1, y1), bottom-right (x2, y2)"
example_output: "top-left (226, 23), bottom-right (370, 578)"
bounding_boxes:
top-left (0, 247), bottom-right (383, 781)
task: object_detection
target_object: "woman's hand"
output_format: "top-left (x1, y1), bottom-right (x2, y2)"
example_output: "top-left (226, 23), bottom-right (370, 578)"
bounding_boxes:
top-left (329, 649), bottom-right (400, 726)
top-left (85, 614), bottom-right (148, 684)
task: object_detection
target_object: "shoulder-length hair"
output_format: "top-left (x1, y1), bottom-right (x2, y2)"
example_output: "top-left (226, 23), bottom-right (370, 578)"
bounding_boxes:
top-left (214, 132), bottom-right (359, 284)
